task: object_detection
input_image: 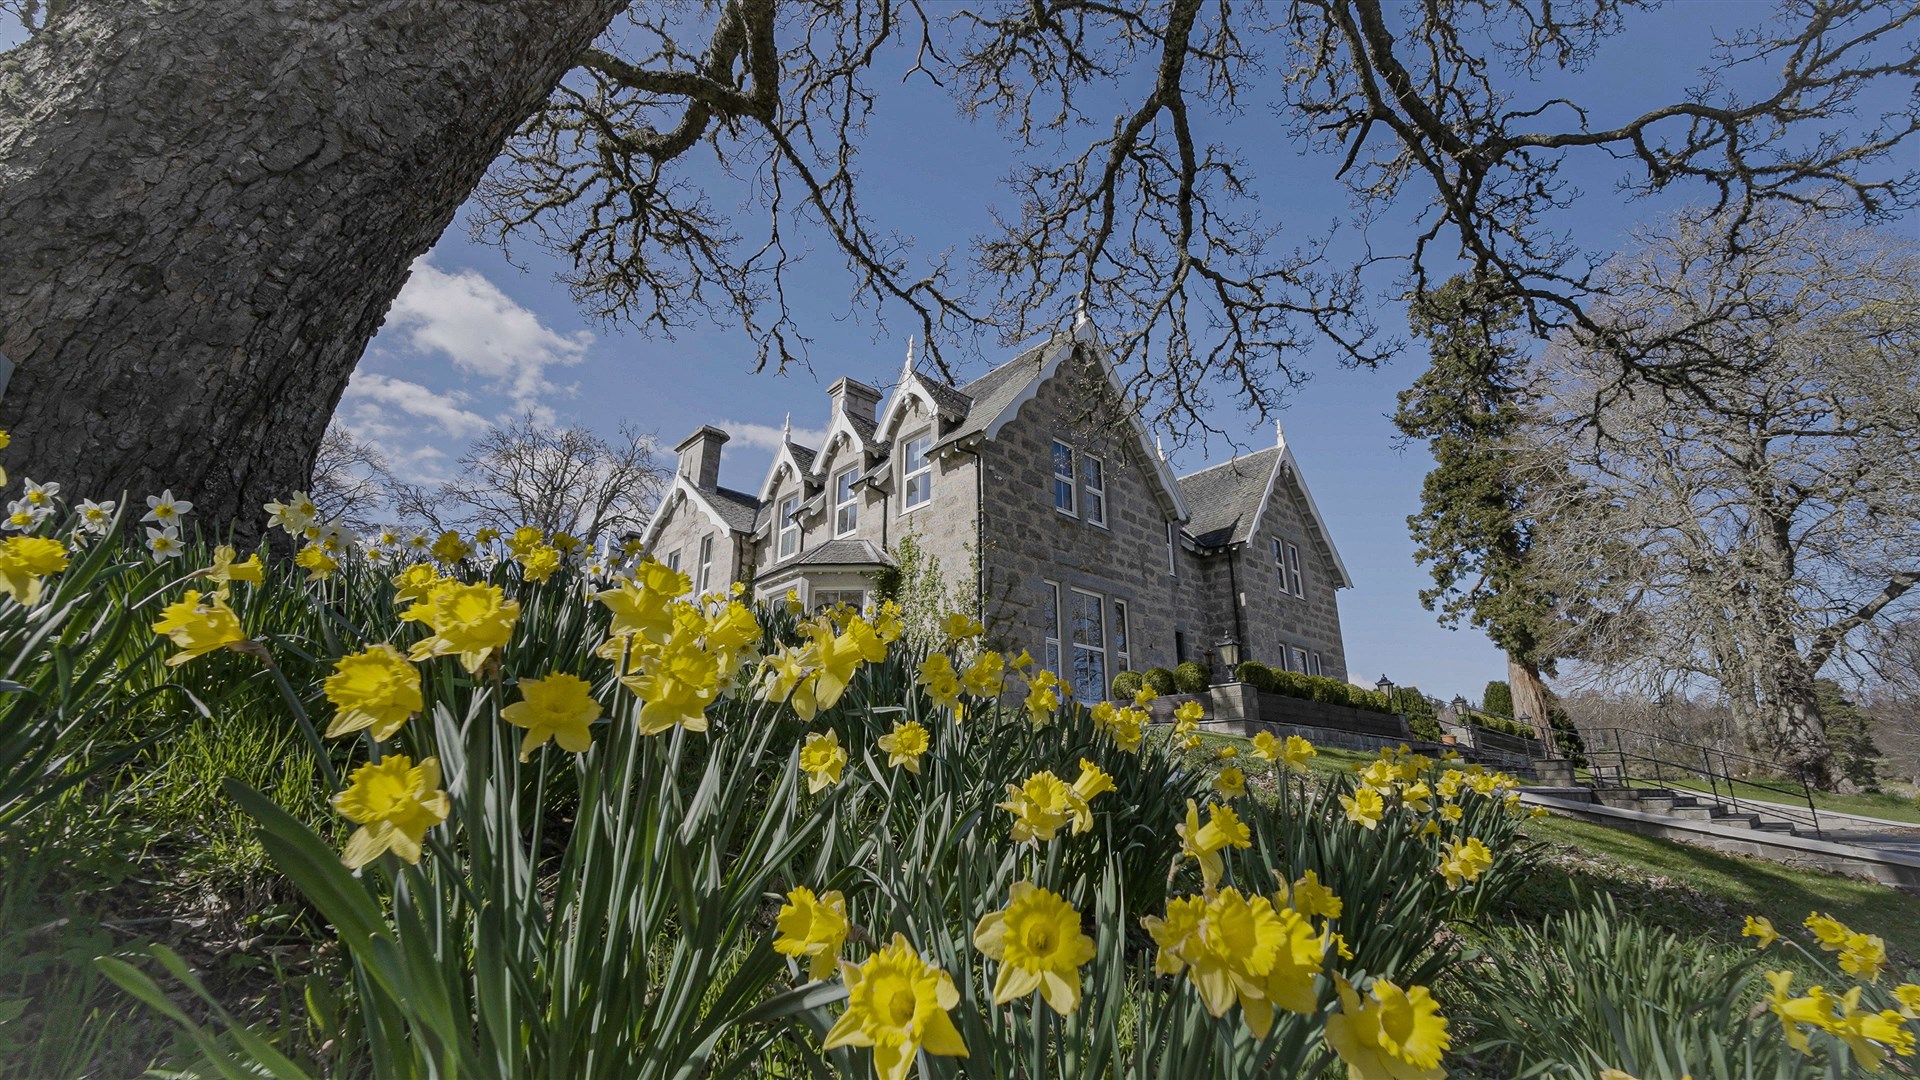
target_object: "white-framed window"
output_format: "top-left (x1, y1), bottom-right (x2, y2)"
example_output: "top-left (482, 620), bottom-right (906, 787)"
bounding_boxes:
top-left (1285, 542), bottom-right (1305, 597)
top-left (1291, 645), bottom-right (1309, 674)
top-left (1052, 440), bottom-right (1077, 515)
top-left (666, 549), bottom-right (682, 572)
top-left (1112, 599), bottom-right (1130, 674)
top-left (1167, 522), bottom-right (1177, 576)
top-left (1308, 651), bottom-right (1323, 677)
top-left (696, 535), bottom-right (713, 593)
top-left (1041, 580), bottom-right (1063, 679)
top-left (1273, 537), bottom-right (1284, 569)
top-left (777, 493), bottom-right (800, 560)
top-left (1069, 588), bottom-right (1107, 703)
top-left (902, 433), bottom-right (933, 510)
top-left (1080, 454), bottom-right (1106, 526)
top-left (815, 589), bottom-right (866, 611)
top-left (833, 466), bottom-right (860, 537)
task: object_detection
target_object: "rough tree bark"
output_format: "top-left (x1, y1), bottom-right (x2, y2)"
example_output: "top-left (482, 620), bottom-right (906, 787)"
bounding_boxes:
top-left (0, 0), bottom-right (626, 530)
top-left (1505, 653), bottom-right (1553, 748)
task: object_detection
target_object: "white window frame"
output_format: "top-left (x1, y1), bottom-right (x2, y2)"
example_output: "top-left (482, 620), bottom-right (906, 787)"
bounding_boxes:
top-left (1051, 440), bottom-right (1077, 516)
top-left (777, 493), bottom-right (800, 560)
top-left (666, 549), bottom-right (682, 572)
top-left (1068, 587), bottom-right (1108, 703)
top-left (1081, 453), bottom-right (1106, 527)
top-left (1112, 599), bottom-right (1130, 674)
top-left (1291, 645), bottom-right (1310, 674)
top-left (1041, 580), bottom-right (1063, 680)
top-left (1166, 521), bottom-right (1177, 576)
top-left (901, 433), bottom-right (933, 512)
top-left (696, 535), bottom-right (713, 593)
top-left (833, 466), bottom-right (860, 537)
top-left (815, 588), bottom-right (866, 611)
top-left (1285, 542), bottom-right (1305, 597)
top-left (1308, 651), bottom-right (1323, 677)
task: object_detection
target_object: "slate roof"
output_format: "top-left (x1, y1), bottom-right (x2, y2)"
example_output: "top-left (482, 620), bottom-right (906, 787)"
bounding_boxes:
top-left (703, 485), bottom-right (762, 533)
top-left (919, 376), bottom-right (974, 420)
top-left (794, 539), bottom-right (893, 567)
top-left (787, 442), bottom-right (818, 473)
top-left (936, 339), bottom-right (1057, 446)
top-left (1177, 447), bottom-right (1281, 547)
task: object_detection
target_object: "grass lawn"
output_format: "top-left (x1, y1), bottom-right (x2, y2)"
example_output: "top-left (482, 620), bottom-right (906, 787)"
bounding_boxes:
top-left (1515, 812), bottom-right (1920, 961)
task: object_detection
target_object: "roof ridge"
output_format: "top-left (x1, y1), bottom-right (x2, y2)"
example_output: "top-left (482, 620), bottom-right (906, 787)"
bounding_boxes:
top-left (1175, 444), bottom-right (1281, 480)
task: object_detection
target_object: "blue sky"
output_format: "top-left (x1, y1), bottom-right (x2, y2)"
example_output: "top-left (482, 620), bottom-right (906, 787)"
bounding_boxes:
top-left (13, 4), bottom-right (1895, 703)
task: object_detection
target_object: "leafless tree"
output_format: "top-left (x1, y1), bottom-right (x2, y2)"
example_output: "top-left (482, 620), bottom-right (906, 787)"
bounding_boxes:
top-left (390, 415), bottom-right (665, 548)
top-left (308, 423), bottom-right (394, 534)
top-left (1523, 205), bottom-right (1920, 784)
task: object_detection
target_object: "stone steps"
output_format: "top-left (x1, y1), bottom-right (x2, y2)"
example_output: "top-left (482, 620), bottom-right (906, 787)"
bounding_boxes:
top-left (1588, 787), bottom-right (1811, 836)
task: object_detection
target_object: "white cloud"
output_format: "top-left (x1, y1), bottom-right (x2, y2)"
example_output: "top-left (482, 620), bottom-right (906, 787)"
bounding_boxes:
top-left (385, 257), bottom-right (592, 410)
top-left (340, 373), bottom-right (489, 438)
top-left (713, 418), bottom-right (830, 453)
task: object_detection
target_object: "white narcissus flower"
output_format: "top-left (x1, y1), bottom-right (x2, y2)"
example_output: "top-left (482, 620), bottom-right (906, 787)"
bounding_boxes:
top-left (3, 499), bottom-right (48, 531)
top-left (144, 489), bottom-right (193, 524)
top-left (146, 525), bottom-right (185, 560)
top-left (22, 478), bottom-right (60, 507)
top-left (77, 498), bottom-right (117, 535)
top-left (263, 490), bottom-right (318, 535)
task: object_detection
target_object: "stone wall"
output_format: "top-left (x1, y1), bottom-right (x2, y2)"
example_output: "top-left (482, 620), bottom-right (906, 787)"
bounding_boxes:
top-left (1235, 465), bottom-right (1350, 680)
top-left (647, 487), bottom-right (742, 593)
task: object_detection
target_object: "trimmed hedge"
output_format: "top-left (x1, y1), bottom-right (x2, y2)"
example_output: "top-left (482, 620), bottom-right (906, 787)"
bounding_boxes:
top-left (1143, 667), bottom-right (1178, 696)
top-left (1173, 662), bottom-right (1210, 694)
top-left (1232, 661), bottom-right (1394, 716)
top-left (1111, 670), bottom-right (1145, 700)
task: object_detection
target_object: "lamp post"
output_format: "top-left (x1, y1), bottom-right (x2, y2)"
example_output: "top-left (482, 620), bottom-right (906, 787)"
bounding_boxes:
top-left (1215, 638), bottom-right (1241, 674)
top-left (1374, 674), bottom-right (1394, 695)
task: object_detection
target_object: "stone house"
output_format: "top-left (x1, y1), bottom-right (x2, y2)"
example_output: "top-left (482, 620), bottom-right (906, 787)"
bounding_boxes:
top-left (642, 327), bottom-right (1352, 699)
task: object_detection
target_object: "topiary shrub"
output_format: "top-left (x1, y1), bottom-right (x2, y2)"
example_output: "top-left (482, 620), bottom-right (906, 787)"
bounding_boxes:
top-left (1307, 675), bottom-right (1350, 706)
top-left (1408, 713), bottom-right (1444, 741)
top-left (1271, 669), bottom-right (1308, 697)
top-left (1143, 667), bottom-right (1178, 696)
top-left (1111, 670), bottom-right (1144, 700)
top-left (1234, 661), bottom-right (1275, 691)
top-left (1173, 661), bottom-right (1211, 694)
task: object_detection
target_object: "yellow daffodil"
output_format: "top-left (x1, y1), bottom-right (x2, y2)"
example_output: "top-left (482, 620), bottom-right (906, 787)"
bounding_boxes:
top-left (876, 719), bottom-right (931, 772)
top-left (800, 730), bottom-right (848, 793)
top-left (1440, 802), bottom-right (1463, 823)
top-left (322, 644), bottom-right (422, 740)
top-left (1279, 868), bottom-right (1344, 920)
top-left (430, 530), bottom-right (473, 563)
top-left (1437, 837), bottom-right (1493, 891)
top-left (811, 622), bottom-right (869, 710)
top-left (1250, 731), bottom-right (1280, 762)
top-left (332, 754), bottom-right (450, 869)
top-left (552, 532), bottom-right (581, 552)
top-left (1325, 977), bottom-right (1449, 1080)
top-left (1072, 758), bottom-right (1114, 802)
top-left (1359, 759), bottom-right (1397, 790)
top-left (1142, 886), bottom-right (1327, 1038)
top-left (1133, 685), bottom-right (1158, 709)
top-left (294, 544), bottom-right (338, 581)
top-left (1281, 735), bottom-right (1316, 771)
top-left (1216, 744), bottom-right (1238, 760)
top-left (1108, 707), bottom-right (1147, 753)
top-left (1401, 780), bottom-right (1433, 813)
top-left (391, 562), bottom-right (442, 603)
top-left (205, 545), bottom-right (264, 586)
top-left (1763, 971), bottom-right (1831, 1054)
top-left (973, 882), bottom-right (1096, 1015)
top-left (626, 630), bottom-right (723, 735)
top-left (1174, 699), bottom-right (1204, 725)
top-left (151, 589), bottom-right (248, 666)
top-left (597, 559), bottom-right (687, 644)
top-left (1216, 766), bottom-right (1248, 800)
top-left (1024, 668), bottom-right (1061, 726)
top-left (1340, 786), bottom-right (1385, 830)
top-left (1000, 764), bottom-right (1109, 843)
top-left (1177, 799), bottom-right (1252, 888)
top-left (940, 612), bottom-right (985, 645)
top-left (773, 886), bottom-right (849, 982)
top-left (518, 544), bottom-right (563, 583)
top-left (1742, 915), bottom-right (1779, 949)
top-left (760, 642), bottom-right (821, 721)
top-left (0, 535), bottom-right (68, 605)
top-left (1825, 986), bottom-right (1916, 1071)
top-left (404, 581), bottom-right (520, 672)
top-left (822, 933), bottom-right (968, 1080)
top-left (960, 650), bottom-right (1005, 696)
top-left (917, 652), bottom-right (963, 716)
top-left (1892, 983), bottom-right (1920, 1019)
top-left (501, 672), bottom-right (602, 761)
top-left (1840, 932), bottom-right (1888, 983)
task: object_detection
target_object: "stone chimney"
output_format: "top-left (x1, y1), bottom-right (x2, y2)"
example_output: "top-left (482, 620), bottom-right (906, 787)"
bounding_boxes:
top-left (827, 377), bottom-right (882, 424)
top-left (674, 425), bottom-right (729, 489)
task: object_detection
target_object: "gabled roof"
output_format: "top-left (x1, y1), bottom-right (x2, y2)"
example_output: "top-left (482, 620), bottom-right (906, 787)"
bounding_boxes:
top-left (793, 538), bottom-right (893, 568)
top-left (757, 439), bottom-right (819, 501)
top-left (1178, 448), bottom-right (1281, 548)
top-left (1175, 428), bottom-right (1352, 589)
top-left (641, 474), bottom-right (763, 548)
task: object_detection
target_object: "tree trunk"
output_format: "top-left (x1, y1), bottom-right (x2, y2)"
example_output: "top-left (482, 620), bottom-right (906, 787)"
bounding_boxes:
top-left (0, 0), bottom-right (626, 532)
top-left (1506, 652), bottom-right (1554, 749)
top-left (1759, 649), bottom-right (1835, 789)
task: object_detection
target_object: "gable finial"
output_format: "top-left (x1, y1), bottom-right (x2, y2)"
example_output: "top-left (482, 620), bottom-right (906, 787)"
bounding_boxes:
top-left (1274, 419), bottom-right (1287, 447)
top-left (903, 335), bottom-right (916, 375)
top-left (1074, 296), bottom-right (1090, 331)
top-left (1155, 434), bottom-right (1167, 462)
top-left (783, 412), bottom-right (791, 440)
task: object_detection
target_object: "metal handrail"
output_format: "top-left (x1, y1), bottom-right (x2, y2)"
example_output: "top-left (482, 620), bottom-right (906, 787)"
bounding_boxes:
top-left (1583, 726), bottom-right (1823, 839)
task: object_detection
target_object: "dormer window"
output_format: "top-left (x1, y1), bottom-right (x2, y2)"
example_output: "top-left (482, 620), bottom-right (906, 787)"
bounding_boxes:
top-left (902, 433), bottom-right (932, 510)
top-left (833, 466), bottom-right (859, 536)
top-left (777, 493), bottom-right (800, 559)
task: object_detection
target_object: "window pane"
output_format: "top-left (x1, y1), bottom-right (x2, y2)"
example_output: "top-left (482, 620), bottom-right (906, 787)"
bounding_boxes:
top-left (1112, 601), bottom-right (1129, 652)
top-left (1052, 441), bottom-right (1075, 512)
top-left (1071, 647), bottom-right (1106, 703)
top-left (1042, 583), bottom-right (1059, 641)
top-left (1071, 590), bottom-right (1103, 648)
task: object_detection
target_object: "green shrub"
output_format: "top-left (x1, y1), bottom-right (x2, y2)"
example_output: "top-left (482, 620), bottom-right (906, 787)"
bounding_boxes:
top-left (1143, 666), bottom-right (1178, 695)
top-left (1482, 679), bottom-right (1513, 718)
top-left (1110, 670), bottom-right (1144, 700)
top-left (1307, 675), bottom-right (1350, 707)
top-left (1172, 661), bottom-right (1210, 694)
top-left (1234, 661), bottom-right (1275, 690)
top-left (1408, 713), bottom-right (1443, 742)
